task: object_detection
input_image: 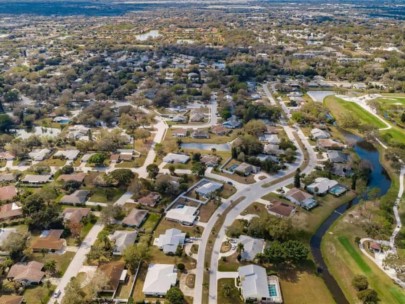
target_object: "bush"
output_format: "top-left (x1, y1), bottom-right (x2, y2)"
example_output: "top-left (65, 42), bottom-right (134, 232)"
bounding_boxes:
top-left (357, 288), bottom-right (379, 303)
top-left (177, 263), bottom-right (185, 272)
top-left (352, 275), bottom-right (369, 291)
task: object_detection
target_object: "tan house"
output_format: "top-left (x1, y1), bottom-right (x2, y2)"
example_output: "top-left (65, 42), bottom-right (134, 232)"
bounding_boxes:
top-left (7, 261), bottom-right (45, 285)
top-left (98, 261), bottom-right (126, 294)
top-left (63, 207), bottom-right (91, 224)
top-left (138, 192), bottom-right (161, 207)
top-left (122, 209), bottom-right (148, 227)
top-left (0, 203), bottom-right (23, 222)
top-left (31, 230), bottom-right (65, 253)
top-left (0, 185), bottom-right (18, 201)
top-left (57, 173), bottom-right (86, 184)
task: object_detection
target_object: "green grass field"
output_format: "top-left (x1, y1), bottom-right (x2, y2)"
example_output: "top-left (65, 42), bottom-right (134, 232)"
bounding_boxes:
top-left (325, 96), bottom-right (387, 129)
top-left (338, 237), bottom-right (371, 273)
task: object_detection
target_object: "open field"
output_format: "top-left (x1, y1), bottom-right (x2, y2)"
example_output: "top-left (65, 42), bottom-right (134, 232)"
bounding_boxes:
top-left (322, 207), bottom-right (405, 303)
top-left (325, 96), bottom-right (386, 129)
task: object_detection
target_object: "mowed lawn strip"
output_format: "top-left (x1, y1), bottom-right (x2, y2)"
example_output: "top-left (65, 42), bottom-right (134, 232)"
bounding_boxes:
top-left (338, 236), bottom-right (371, 273)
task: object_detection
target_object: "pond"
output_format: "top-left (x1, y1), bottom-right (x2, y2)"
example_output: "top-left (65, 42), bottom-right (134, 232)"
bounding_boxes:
top-left (181, 142), bottom-right (231, 151)
top-left (310, 131), bottom-right (391, 304)
top-left (135, 30), bottom-right (160, 41)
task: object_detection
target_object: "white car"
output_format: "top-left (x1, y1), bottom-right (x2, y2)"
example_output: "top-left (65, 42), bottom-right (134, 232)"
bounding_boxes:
top-left (53, 289), bottom-right (61, 298)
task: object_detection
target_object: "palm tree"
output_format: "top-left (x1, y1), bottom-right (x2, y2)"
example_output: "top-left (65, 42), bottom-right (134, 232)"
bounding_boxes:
top-left (237, 243), bottom-right (244, 254)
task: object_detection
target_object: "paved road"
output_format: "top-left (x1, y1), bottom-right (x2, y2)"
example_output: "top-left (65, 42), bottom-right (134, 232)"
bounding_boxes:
top-left (193, 84), bottom-right (318, 304)
top-left (51, 222), bottom-right (104, 302)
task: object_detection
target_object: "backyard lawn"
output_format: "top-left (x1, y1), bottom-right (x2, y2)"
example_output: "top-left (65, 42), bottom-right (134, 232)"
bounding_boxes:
top-left (88, 188), bottom-right (126, 203)
top-left (217, 278), bottom-right (242, 304)
top-left (140, 212), bottom-right (161, 234)
top-left (32, 251), bottom-right (76, 277)
top-left (23, 284), bottom-right (55, 304)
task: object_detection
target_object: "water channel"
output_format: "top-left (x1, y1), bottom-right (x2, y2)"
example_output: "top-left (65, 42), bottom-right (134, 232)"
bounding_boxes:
top-left (310, 131), bottom-right (392, 304)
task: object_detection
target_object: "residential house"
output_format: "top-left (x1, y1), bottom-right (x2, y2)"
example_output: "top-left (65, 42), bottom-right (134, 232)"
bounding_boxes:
top-left (57, 173), bottom-right (86, 184)
top-left (0, 173), bottom-right (16, 183)
top-left (259, 134), bottom-right (280, 144)
top-left (154, 228), bottom-right (186, 254)
top-left (0, 185), bottom-right (17, 201)
top-left (31, 230), bottom-right (65, 253)
top-left (200, 155), bottom-right (220, 167)
top-left (28, 149), bottom-right (51, 161)
top-left (317, 139), bottom-right (345, 150)
top-left (60, 190), bottom-right (90, 205)
top-left (81, 153), bottom-right (95, 163)
top-left (62, 207), bottom-right (90, 224)
top-left (263, 144), bottom-right (283, 156)
top-left (0, 228), bottom-right (18, 252)
top-left (166, 206), bottom-right (198, 226)
top-left (0, 203), bottom-right (23, 222)
top-left (332, 163), bottom-right (353, 177)
top-left (172, 129), bottom-right (187, 138)
top-left (265, 126), bottom-right (279, 134)
top-left (7, 261), bottom-right (45, 286)
top-left (238, 265), bottom-right (282, 303)
top-left (0, 151), bottom-right (15, 161)
top-left (238, 235), bottom-right (265, 261)
top-left (223, 116), bottom-right (241, 129)
top-left (20, 174), bottom-right (52, 186)
top-left (211, 125), bottom-right (231, 136)
top-left (306, 177), bottom-right (339, 195)
top-left (267, 201), bottom-right (296, 218)
top-left (109, 231), bottom-right (138, 255)
top-left (53, 149), bottom-right (80, 160)
top-left (98, 261), bottom-right (126, 294)
top-left (163, 153), bottom-right (190, 164)
top-left (311, 128), bottom-right (330, 140)
top-left (327, 150), bottom-right (349, 163)
top-left (191, 130), bottom-right (209, 139)
top-left (138, 192), bottom-right (161, 208)
top-left (122, 209), bottom-right (148, 227)
top-left (189, 111), bottom-right (205, 122)
top-left (234, 163), bottom-right (260, 176)
top-left (142, 264), bottom-right (177, 296)
top-left (285, 188), bottom-right (318, 210)
top-left (195, 181), bottom-right (223, 198)
top-left (0, 295), bottom-right (24, 304)
top-left (172, 115), bottom-right (187, 123)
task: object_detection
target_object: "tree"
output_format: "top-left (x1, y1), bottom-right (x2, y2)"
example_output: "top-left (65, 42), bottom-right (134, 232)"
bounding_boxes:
top-left (2, 232), bottom-right (27, 259)
top-left (44, 260), bottom-right (57, 275)
top-left (294, 168), bottom-right (301, 188)
top-left (283, 240), bottom-right (309, 263)
top-left (166, 287), bottom-right (184, 304)
top-left (60, 165), bottom-right (74, 174)
top-left (88, 153), bottom-right (106, 166)
top-left (67, 221), bottom-right (83, 239)
top-left (263, 241), bottom-right (285, 263)
top-left (100, 205), bottom-right (124, 225)
top-left (0, 114), bottom-right (13, 132)
top-left (192, 162), bottom-right (206, 177)
top-left (168, 165), bottom-right (175, 175)
top-left (244, 119), bottom-right (267, 137)
top-left (109, 169), bottom-right (134, 186)
top-left (86, 270), bottom-right (109, 300)
top-left (352, 275), bottom-right (369, 291)
top-left (146, 163), bottom-right (159, 179)
top-left (357, 289), bottom-right (379, 304)
top-left (123, 243), bottom-right (151, 273)
top-left (62, 278), bottom-right (86, 304)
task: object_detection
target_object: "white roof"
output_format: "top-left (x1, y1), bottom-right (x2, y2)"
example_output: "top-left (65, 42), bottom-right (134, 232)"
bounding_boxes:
top-left (21, 174), bottom-right (52, 183)
top-left (238, 265), bottom-right (270, 300)
top-left (54, 149), bottom-right (80, 160)
top-left (156, 228), bottom-right (186, 254)
top-left (307, 177), bottom-right (338, 194)
top-left (195, 181), bottom-right (222, 196)
top-left (311, 128), bottom-right (330, 139)
top-left (142, 264), bottom-right (177, 295)
top-left (166, 206), bottom-right (198, 225)
top-left (163, 153), bottom-right (190, 164)
top-left (28, 149), bottom-right (50, 161)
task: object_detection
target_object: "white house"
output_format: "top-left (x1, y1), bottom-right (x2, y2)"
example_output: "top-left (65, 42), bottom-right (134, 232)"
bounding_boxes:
top-left (306, 177), bottom-right (338, 195)
top-left (165, 206), bottom-right (198, 226)
top-left (108, 231), bottom-right (138, 256)
top-left (154, 228), bottom-right (186, 254)
top-left (311, 128), bottom-right (330, 140)
top-left (142, 264), bottom-right (177, 296)
top-left (163, 153), bottom-right (190, 164)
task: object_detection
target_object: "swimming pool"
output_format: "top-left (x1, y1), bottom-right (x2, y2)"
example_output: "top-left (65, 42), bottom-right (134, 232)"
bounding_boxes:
top-left (268, 284), bottom-right (278, 297)
top-left (329, 184), bottom-right (347, 197)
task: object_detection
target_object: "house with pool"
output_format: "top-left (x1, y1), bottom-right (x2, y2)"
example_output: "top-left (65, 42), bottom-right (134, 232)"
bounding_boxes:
top-left (238, 265), bottom-right (283, 303)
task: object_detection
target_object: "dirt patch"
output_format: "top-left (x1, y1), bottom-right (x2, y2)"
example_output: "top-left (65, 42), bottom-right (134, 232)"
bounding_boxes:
top-left (220, 241), bottom-right (232, 253)
top-left (186, 274), bottom-right (196, 288)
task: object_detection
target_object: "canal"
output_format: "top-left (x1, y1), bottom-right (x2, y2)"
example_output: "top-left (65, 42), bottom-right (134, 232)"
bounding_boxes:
top-left (310, 131), bottom-right (392, 304)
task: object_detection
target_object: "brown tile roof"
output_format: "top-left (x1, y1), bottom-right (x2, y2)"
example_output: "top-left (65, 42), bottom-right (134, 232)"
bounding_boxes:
top-left (110, 154), bottom-right (120, 162)
top-left (119, 154), bottom-right (133, 161)
top-left (138, 192), bottom-right (161, 207)
top-left (31, 230), bottom-right (64, 251)
top-left (122, 209), bottom-right (148, 227)
top-left (98, 261), bottom-right (125, 292)
top-left (60, 190), bottom-right (90, 205)
top-left (7, 261), bottom-right (45, 283)
top-left (0, 185), bottom-right (17, 201)
top-left (0, 295), bottom-right (23, 304)
top-left (63, 208), bottom-right (91, 224)
top-left (211, 124), bottom-right (230, 135)
top-left (0, 203), bottom-right (23, 221)
top-left (286, 188), bottom-right (313, 202)
top-left (57, 173), bottom-right (86, 183)
top-left (267, 201), bottom-right (295, 217)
